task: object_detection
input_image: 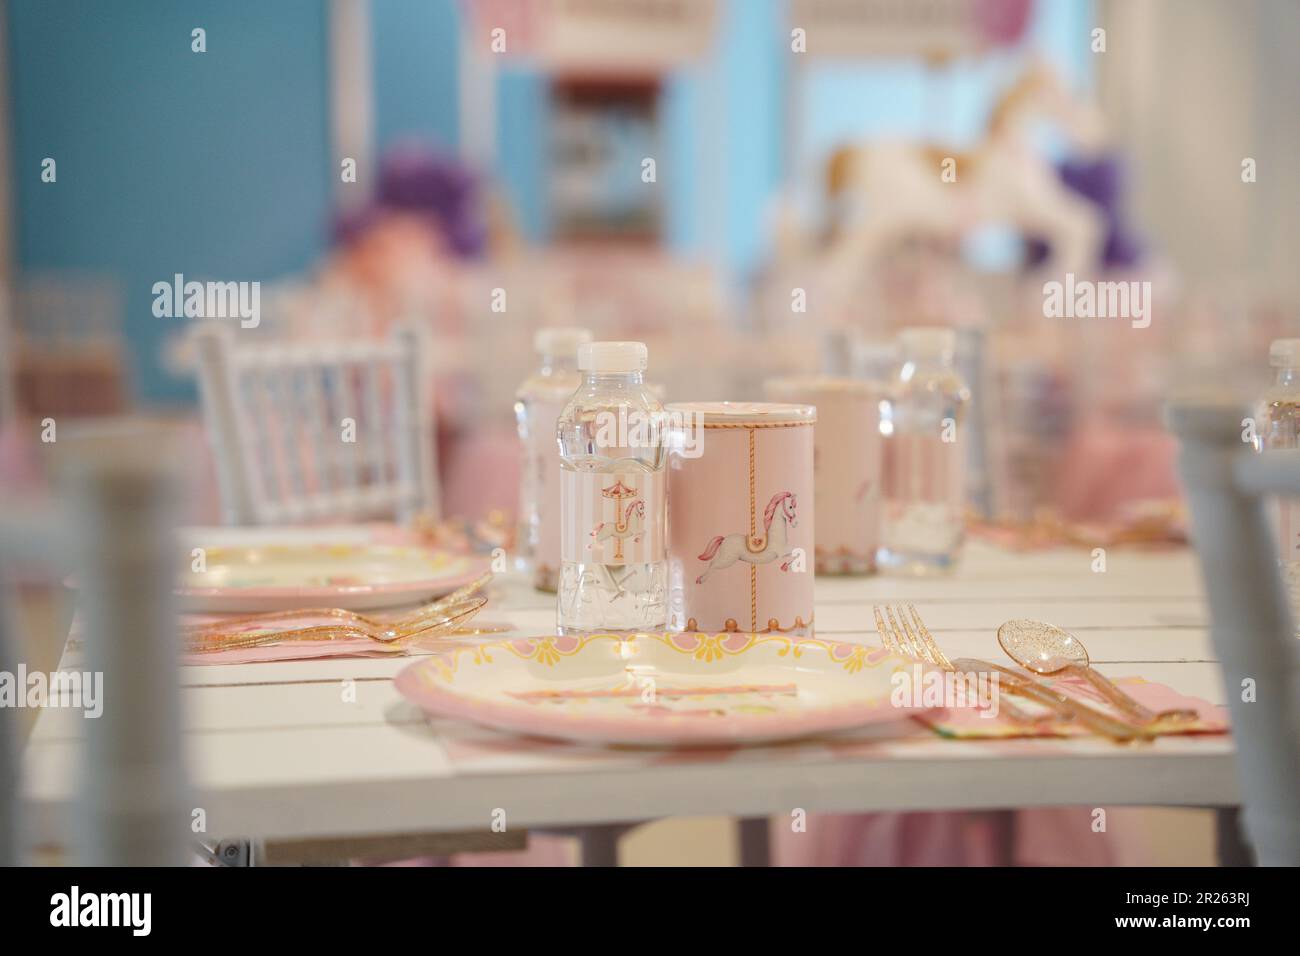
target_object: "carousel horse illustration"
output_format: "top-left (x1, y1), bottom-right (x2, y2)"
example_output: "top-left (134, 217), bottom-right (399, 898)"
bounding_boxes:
top-left (819, 60), bottom-right (1107, 278)
top-left (695, 491), bottom-right (799, 584)
top-left (590, 479), bottom-right (645, 561)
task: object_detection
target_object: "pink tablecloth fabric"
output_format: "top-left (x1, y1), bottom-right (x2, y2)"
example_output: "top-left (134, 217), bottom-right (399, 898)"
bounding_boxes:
top-left (1053, 420), bottom-right (1180, 524)
top-left (393, 810), bottom-right (1155, 866)
top-left (771, 807), bottom-right (1155, 866)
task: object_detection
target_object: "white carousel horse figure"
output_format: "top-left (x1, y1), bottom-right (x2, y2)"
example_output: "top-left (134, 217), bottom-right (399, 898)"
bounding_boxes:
top-left (822, 60), bottom-right (1106, 283)
top-left (696, 491), bottom-right (800, 584)
top-left (591, 498), bottom-right (645, 559)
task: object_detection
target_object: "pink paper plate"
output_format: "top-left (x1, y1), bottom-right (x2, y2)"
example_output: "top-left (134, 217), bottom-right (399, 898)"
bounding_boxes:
top-left (395, 632), bottom-right (931, 746)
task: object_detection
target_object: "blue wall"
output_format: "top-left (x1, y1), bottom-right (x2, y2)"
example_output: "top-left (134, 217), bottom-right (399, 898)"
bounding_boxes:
top-left (717, 0), bottom-right (785, 280)
top-left (370, 0), bottom-right (459, 153)
top-left (6, 0), bottom-right (332, 404)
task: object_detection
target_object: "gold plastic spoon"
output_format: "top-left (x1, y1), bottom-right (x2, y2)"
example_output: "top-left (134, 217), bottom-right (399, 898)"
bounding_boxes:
top-left (997, 620), bottom-right (1198, 725)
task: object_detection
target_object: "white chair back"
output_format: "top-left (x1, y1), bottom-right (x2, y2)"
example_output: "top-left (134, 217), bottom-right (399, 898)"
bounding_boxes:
top-left (194, 323), bottom-right (439, 526)
top-left (1167, 398), bottom-right (1300, 866)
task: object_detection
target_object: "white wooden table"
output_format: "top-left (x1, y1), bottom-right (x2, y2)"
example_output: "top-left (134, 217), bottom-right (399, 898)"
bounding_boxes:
top-left (20, 542), bottom-right (1237, 855)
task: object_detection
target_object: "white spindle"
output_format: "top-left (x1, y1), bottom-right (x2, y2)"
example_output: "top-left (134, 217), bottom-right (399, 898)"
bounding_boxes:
top-left (302, 358), bottom-right (333, 500)
top-left (364, 357), bottom-right (389, 488)
top-left (243, 363), bottom-right (283, 522)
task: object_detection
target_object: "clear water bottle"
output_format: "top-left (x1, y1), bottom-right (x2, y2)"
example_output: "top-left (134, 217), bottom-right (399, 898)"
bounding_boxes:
top-left (514, 327), bottom-right (591, 589)
top-left (557, 341), bottom-right (667, 634)
top-left (878, 327), bottom-right (971, 574)
top-left (1259, 338), bottom-right (1300, 625)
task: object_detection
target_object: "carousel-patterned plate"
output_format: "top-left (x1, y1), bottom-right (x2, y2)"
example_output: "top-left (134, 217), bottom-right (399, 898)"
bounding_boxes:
top-left (175, 527), bottom-right (486, 612)
top-left (394, 632), bottom-right (930, 746)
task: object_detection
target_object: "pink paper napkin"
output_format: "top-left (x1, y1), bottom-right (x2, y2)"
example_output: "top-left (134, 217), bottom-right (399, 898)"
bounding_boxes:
top-left (183, 639), bottom-right (404, 666)
top-left (917, 673), bottom-right (1229, 739)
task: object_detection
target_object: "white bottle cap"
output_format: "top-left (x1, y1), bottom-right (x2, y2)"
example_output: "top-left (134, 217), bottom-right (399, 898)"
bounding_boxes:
top-left (899, 326), bottom-right (957, 360)
top-left (1269, 338), bottom-right (1300, 368)
top-left (534, 326), bottom-right (592, 357)
top-left (578, 341), bottom-right (648, 373)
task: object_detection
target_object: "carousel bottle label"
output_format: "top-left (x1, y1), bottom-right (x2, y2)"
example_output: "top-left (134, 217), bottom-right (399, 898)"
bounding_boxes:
top-left (561, 470), bottom-right (665, 565)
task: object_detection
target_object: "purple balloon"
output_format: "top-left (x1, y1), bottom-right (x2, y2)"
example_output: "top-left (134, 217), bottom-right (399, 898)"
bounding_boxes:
top-left (1023, 152), bottom-right (1144, 270)
top-left (334, 142), bottom-right (486, 259)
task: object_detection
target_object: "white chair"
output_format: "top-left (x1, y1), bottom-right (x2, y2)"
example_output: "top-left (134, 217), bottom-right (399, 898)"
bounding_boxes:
top-left (1, 421), bottom-right (190, 864)
top-left (194, 323), bottom-right (439, 526)
top-left (1167, 397), bottom-right (1300, 866)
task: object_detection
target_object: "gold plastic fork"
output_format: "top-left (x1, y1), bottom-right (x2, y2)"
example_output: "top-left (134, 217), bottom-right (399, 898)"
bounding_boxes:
top-left (182, 572), bottom-right (493, 639)
top-left (183, 595), bottom-right (489, 654)
top-left (873, 604), bottom-right (1152, 741)
top-left (873, 604), bottom-right (1047, 726)
top-left (183, 573), bottom-right (495, 653)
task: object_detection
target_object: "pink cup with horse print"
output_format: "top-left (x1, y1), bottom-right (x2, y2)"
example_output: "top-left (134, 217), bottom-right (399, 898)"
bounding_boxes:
top-left (765, 376), bottom-right (884, 574)
top-left (665, 402), bottom-right (815, 634)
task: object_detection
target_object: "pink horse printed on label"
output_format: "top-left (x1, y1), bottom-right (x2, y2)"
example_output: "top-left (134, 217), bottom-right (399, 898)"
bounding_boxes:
top-left (591, 479), bottom-right (646, 562)
top-left (695, 491), bottom-right (799, 584)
